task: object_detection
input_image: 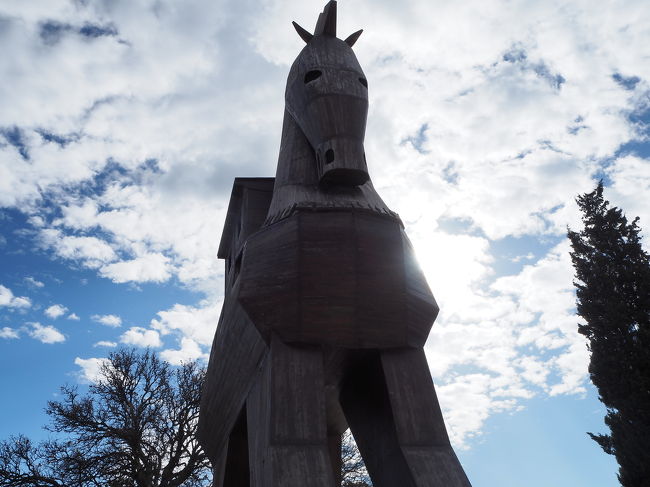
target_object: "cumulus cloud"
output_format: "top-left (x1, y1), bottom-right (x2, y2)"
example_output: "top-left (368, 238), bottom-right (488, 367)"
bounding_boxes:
top-left (437, 374), bottom-right (520, 446)
top-left (39, 229), bottom-right (117, 269)
top-left (119, 327), bottom-right (162, 348)
top-left (93, 340), bottom-right (117, 347)
top-left (1, 0), bottom-right (649, 449)
top-left (91, 314), bottom-right (122, 327)
top-left (28, 322), bottom-right (65, 344)
top-left (150, 301), bottom-right (221, 346)
top-left (100, 253), bottom-right (171, 284)
top-left (67, 313), bottom-right (80, 320)
top-left (606, 154), bottom-right (650, 230)
top-left (44, 304), bottom-right (68, 319)
top-left (160, 337), bottom-right (206, 365)
top-left (0, 327), bottom-right (20, 339)
top-left (425, 240), bottom-right (590, 446)
top-left (0, 284), bottom-right (31, 309)
top-left (75, 357), bottom-right (108, 383)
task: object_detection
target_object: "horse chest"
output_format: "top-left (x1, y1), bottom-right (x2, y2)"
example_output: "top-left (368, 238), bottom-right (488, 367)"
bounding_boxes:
top-left (237, 210), bottom-right (438, 349)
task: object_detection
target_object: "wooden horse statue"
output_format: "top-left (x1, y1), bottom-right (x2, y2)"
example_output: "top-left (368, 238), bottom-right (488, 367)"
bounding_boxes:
top-left (198, 2), bottom-right (472, 486)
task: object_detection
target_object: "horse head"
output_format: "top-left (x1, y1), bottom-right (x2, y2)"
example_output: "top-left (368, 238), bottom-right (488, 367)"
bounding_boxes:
top-left (287, 1), bottom-right (368, 187)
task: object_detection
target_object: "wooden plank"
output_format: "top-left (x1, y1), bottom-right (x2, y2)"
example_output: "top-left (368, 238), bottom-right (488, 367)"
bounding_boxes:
top-left (380, 348), bottom-right (472, 486)
top-left (340, 351), bottom-right (417, 487)
top-left (269, 336), bottom-right (328, 443)
top-left (197, 280), bottom-right (268, 463)
top-left (247, 337), bottom-right (336, 487)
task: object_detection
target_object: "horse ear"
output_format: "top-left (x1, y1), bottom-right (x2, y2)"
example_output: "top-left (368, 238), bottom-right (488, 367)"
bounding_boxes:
top-left (293, 21), bottom-right (313, 43)
top-left (344, 29), bottom-right (363, 47)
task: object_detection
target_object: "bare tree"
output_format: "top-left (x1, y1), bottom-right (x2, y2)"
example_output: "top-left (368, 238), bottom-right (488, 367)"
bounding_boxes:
top-left (341, 430), bottom-right (372, 487)
top-left (0, 349), bottom-right (211, 487)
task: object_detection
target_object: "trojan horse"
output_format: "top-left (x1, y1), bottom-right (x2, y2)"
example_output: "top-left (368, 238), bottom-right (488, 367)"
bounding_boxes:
top-left (197, 2), bottom-right (471, 486)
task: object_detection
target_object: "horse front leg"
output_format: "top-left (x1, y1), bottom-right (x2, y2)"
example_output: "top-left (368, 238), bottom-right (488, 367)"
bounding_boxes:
top-left (247, 335), bottom-right (337, 487)
top-left (380, 348), bottom-right (471, 487)
top-left (340, 348), bottom-right (471, 487)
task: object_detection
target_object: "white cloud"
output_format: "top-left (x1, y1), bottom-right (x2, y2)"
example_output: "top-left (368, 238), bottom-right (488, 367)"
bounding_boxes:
top-left (24, 276), bottom-right (44, 288)
top-left (160, 337), bottom-right (206, 365)
top-left (91, 314), bottom-right (122, 327)
top-left (10, 296), bottom-right (31, 308)
top-left (437, 374), bottom-right (512, 447)
top-left (93, 340), bottom-right (117, 348)
top-left (150, 301), bottom-right (221, 346)
top-left (422, 240), bottom-right (589, 446)
top-left (606, 154), bottom-right (650, 232)
top-left (409, 229), bottom-right (493, 316)
top-left (75, 357), bottom-right (108, 383)
top-left (67, 313), bottom-right (80, 320)
top-left (0, 327), bottom-right (20, 339)
top-left (512, 253), bottom-right (535, 263)
top-left (44, 304), bottom-right (68, 319)
top-left (0, 284), bottom-right (31, 309)
top-left (119, 327), bottom-right (162, 348)
top-left (1, 0), bottom-right (649, 450)
top-left (100, 253), bottom-right (171, 284)
top-left (39, 229), bottom-right (117, 269)
top-left (28, 322), bottom-right (65, 344)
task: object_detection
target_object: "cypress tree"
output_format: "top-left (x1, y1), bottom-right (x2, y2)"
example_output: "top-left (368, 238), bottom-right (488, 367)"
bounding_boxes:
top-left (568, 181), bottom-right (650, 486)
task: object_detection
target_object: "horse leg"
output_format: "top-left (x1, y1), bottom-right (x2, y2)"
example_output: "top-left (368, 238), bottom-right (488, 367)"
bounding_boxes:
top-left (328, 431), bottom-right (343, 486)
top-left (213, 407), bottom-right (250, 487)
top-left (247, 335), bottom-right (337, 487)
top-left (340, 351), bottom-right (417, 487)
top-left (340, 349), bottom-right (471, 487)
top-left (380, 348), bottom-right (471, 486)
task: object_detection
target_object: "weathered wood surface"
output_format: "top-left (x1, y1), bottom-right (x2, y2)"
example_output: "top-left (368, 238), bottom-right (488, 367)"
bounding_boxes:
top-left (247, 338), bottom-right (337, 487)
top-left (197, 179), bottom-right (274, 463)
top-left (238, 211), bottom-right (438, 348)
top-left (198, 1), bottom-right (471, 485)
top-left (265, 111), bottom-right (395, 226)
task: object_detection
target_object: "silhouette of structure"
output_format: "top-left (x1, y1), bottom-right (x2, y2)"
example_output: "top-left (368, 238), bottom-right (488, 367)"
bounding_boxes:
top-left (198, 3), bottom-right (471, 486)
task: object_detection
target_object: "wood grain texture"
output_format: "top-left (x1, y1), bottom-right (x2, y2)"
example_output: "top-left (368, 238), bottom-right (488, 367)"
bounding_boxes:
top-left (198, 2), bottom-right (470, 485)
top-left (197, 277), bottom-right (268, 462)
top-left (247, 337), bottom-right (337, 487)
top-left (381, 349), bottom-right (472, 486)
top-left (238, 211), bottom-right (437, 348)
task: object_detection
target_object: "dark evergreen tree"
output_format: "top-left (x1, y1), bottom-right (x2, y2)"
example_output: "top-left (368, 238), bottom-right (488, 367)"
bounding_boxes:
top-left (568, 181), bottom-right (650, 487)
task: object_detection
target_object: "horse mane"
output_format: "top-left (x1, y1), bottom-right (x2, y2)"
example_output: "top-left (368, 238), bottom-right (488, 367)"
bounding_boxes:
top-left (292, 1), bottom-right (363, 47)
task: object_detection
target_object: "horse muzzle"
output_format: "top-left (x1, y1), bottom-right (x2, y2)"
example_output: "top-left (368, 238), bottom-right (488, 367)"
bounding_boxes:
top-left (316, 137), bottom-right (369, 187)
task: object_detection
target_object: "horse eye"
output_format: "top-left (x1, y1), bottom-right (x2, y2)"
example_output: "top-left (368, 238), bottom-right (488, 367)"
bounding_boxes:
top-left (304, 70), bottom-right (322, 83)
top-left (359, 77), bottom-right (368, 88)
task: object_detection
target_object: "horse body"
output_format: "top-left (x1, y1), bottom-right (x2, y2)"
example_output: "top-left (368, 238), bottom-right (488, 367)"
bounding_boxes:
top-left (198, 3), bottom-right (471, 486)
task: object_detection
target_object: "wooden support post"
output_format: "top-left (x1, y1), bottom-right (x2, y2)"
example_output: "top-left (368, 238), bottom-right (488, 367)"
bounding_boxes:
top-left (381, 348), bottom-right (472, 487)
top-left (247, 336), bottom-right (337, 487)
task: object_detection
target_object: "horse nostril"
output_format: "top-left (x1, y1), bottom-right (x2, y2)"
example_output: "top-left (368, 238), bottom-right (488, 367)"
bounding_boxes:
top-left (359, 77), bottom-right (368, 88)
top-left (325, 149), bottom-right (335, 164)
top-left (304, 70), bottom-right (322, 83)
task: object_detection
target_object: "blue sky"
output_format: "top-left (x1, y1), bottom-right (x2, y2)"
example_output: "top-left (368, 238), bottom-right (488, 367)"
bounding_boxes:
top-left (1, 0), bottom-right (649, 485)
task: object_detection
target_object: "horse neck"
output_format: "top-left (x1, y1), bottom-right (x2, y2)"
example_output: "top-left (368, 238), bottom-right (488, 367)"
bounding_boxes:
top-left (275, 109), bottom-right (319, 187)
top-left (266, 109), bottom-right (319, 217)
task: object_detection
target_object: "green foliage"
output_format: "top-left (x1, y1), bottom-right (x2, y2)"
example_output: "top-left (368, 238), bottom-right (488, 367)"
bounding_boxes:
top-left (0, 349), bottom-right (211, 487)
top-left (568, 181), bottom-right (650, 487)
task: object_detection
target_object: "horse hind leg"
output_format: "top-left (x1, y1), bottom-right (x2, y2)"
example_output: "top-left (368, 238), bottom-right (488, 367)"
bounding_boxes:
top-left (212, 407), bottom-right (250, 487)
top-left (340, 349), bottom-right (471, 487)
